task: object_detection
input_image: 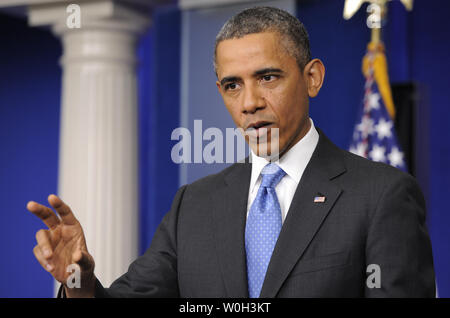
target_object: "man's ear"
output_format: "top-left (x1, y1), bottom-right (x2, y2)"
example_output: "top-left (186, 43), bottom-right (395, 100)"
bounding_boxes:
top-left (216, 81), bottom-right (222, 93)
top-left (303, 58), bottom-right (325, 98)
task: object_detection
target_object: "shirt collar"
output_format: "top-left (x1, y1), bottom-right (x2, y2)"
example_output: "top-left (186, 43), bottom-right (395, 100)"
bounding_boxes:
top-left (249, 118), bottom-right (319, 193)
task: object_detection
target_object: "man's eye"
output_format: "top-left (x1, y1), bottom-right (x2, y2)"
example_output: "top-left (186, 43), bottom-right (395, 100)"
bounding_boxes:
top-left (225, 83), bottom-right (239, 90)
top-left (261, 75), bottom-right (277, 82)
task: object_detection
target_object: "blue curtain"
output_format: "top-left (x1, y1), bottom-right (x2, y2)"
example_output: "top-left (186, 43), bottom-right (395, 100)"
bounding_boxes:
top-left (138, 6), bottom-right (181, 255)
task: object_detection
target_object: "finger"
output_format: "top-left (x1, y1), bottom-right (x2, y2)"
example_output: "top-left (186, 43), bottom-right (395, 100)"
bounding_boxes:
top-left (35, 229), bottom-right (54, 259)
top-left (33, 245), bottom-right (54, 272)
top-left (48, 194), bottom-right (78, 225)
top-left (27, 200), bottom-right (60, 229)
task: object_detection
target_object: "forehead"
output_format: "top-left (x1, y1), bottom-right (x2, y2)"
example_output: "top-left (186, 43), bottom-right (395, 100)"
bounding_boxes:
top-left (215, 32), bottom-right (292, 78)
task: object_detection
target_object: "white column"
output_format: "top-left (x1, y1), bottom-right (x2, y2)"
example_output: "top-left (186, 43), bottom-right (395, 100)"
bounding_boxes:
top-left (27, 1), bottom-right (150, 288)
top-left (57, 23), bottom-right (142, 288)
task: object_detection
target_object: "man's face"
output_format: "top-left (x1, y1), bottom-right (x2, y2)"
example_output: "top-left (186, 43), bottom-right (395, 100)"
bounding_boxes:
top-left (215, 31), bottom-right (311, 158)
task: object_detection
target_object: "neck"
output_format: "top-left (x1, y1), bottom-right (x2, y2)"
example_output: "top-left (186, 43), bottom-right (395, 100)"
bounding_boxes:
top-left (278, 117), bottom-right (311, 160)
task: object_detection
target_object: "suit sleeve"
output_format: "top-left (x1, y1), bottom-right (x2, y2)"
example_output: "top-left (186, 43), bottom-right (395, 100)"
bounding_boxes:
top-left (90, 184), bottom-right (187, 298)
top-left (365, 173), bottom-right (435, 297)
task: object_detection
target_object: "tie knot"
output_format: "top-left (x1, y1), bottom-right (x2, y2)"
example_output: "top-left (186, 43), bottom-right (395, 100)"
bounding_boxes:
top-left (260, 163), bottom-right (286, 188)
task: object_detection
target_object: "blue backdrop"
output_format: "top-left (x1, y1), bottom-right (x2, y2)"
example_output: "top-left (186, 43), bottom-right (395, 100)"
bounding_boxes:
top-left (1, 0), bottom-right (449, 297)
top-left (297, 0), bottom-right (450, 296)
top-left (0, 13), bottom-right (61, 297)
top-left (138, 6), bottom-right (181, 255)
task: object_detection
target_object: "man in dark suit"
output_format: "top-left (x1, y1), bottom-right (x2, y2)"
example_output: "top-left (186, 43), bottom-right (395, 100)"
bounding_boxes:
top-left (28, 7), bottom-right (435, 297)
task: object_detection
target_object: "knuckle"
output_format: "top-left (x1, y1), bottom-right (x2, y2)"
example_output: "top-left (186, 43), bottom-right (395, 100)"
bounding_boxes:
top-left (33, 246), bottom-right (43, 261)
top-left (43, 248), bottom-right (52, 259)
top-left (36, 209), bottom-right (46, 218)
top-left (35, 229), bottom-right (46, 240)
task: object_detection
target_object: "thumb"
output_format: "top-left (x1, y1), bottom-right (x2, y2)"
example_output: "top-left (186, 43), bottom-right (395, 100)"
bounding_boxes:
top-left (72, 249), bottom-right (94, 272)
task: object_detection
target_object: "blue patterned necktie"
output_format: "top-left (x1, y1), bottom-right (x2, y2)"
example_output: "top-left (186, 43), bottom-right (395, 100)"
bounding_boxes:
top-left (245, 163), bottom-right (286, 298)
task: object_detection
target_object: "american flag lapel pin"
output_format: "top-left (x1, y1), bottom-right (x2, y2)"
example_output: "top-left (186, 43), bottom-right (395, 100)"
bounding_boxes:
top-left (314, 193), bottom-right (326, 203)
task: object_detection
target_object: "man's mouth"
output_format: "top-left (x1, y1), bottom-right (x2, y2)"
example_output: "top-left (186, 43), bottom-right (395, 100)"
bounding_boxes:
top-left (245, 121), bottom-right (274, 138)
top-left (246, 121), bottom-right (272, 130)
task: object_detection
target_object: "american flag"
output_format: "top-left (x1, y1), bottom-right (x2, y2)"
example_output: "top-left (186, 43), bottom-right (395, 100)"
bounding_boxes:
top-left (314, 196), bottom-right (326, 203)
top-left (349, 49), bottom-right (407, 172)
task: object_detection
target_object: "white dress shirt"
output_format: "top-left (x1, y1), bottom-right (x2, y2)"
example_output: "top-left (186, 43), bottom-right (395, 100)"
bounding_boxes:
top-left (247, 118), bottom-right (319, 224)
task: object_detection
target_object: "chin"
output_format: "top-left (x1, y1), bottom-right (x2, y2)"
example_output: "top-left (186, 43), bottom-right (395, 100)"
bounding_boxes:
top-left (250, 141), bottom-right (281, 161)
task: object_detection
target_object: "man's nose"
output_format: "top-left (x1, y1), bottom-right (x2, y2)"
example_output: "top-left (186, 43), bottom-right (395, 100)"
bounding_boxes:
top-left (242, 84), bottom-right (265, 114)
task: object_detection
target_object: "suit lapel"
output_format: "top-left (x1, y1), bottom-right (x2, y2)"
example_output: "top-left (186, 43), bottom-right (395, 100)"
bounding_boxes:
top-left (211, 160), bottom-right (251, 297)
top-left (260, 130), bottom-right (347, 298)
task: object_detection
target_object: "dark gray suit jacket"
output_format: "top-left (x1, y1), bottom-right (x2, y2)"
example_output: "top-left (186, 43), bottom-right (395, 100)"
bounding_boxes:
top-left (81, 129), bottom-right (436, 297)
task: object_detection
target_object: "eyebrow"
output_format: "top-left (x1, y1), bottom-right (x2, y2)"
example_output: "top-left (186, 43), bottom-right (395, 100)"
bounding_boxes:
top-left (219, 67), bottom-right (284, 87)
top-left (220, 76), bottom-right (240, 87)
top-left (253, 67), bottom-right (284, 76)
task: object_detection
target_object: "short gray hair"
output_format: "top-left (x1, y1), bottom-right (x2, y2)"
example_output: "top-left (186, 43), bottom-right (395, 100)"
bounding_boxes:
top-left (214, 6), bottom-right (312, 75)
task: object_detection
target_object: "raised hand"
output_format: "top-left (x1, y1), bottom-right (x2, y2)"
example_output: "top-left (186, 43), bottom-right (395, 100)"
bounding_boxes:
top-left (27, 194), bottom-right (96, 297)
